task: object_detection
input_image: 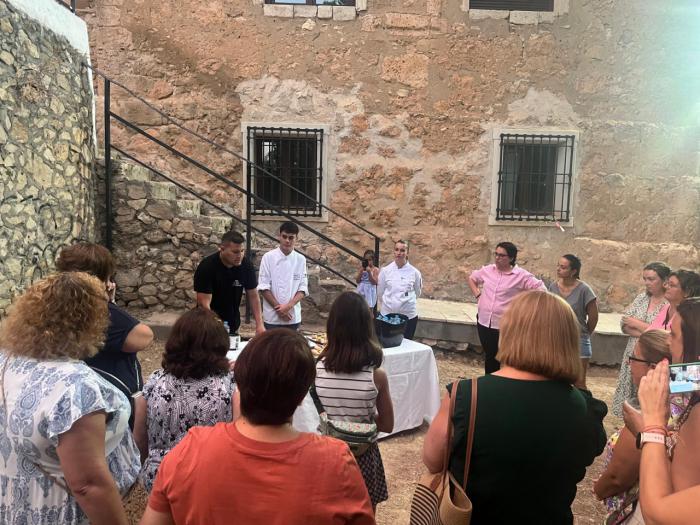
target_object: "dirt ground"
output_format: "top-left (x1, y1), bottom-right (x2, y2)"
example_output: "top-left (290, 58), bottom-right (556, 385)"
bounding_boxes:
top-left (126, 338), bottom-right (623, 525)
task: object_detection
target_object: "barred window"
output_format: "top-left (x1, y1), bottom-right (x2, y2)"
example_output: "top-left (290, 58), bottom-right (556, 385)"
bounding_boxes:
top-left (264, 0), bottom-right (355, 5)
top-left (495, 133), bottom-right (575, 222)
top-left (247, 127), bottom-right (324, 217)
top-left (469, 0), bottom-right (553, 11)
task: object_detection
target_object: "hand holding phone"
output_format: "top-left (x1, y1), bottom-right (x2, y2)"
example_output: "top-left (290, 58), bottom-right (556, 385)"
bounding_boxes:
top-left (669, 362), bottom-right (700, 394)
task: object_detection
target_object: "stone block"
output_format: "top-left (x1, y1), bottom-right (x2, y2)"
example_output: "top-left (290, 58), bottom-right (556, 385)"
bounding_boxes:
top-left (385, 12), bottom-right (430, 29)
top-left (509, 10), bottom-right (539, 25)
top-left (294, 5), bottom-right (317, 17)
top-left (554, 0), bottom-right (570, 15)
top-left (147, 181), bottom-right (176, 200)
top-left (538, 11), bottom-right (555, 23)
top-left (317, 5), bottom-right (332, 19)
top-left (263, 4), bottom-right (293, 18)
top-left (126, 183), bottom-right (147, 200)
top-left (333, 6), bottom-right (356, 21)
top-left (468, 9), bottom-right (509, 20)
top-left (381, 53), bottom-right (429, 88)
top-left (355, 0), bottom-right (367, 11)
top-left (426, 0), bottom-right (441, 16)
top-left (145, 202), bottom-right (174, 221)
top-left (209, 216), bottom-right (231, 234)
top-left (176, 199), bottom-right (201, 217)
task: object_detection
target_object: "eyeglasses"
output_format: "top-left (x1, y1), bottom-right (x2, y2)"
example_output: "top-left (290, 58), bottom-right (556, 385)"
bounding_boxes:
top-left (494, 252), bottom-right (509, 258)
top-left (628, 355), bottom-right (657, 367)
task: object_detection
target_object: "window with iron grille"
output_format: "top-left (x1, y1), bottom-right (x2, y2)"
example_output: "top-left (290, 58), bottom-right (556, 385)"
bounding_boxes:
top-left (247, 127), bottom-right (324, 217)
top-left (469, 0), bottom-right (553, 11)
top-left (495, 133), bottom-right (575, 222)
top-left (264, 0), bottom-right (355, 5)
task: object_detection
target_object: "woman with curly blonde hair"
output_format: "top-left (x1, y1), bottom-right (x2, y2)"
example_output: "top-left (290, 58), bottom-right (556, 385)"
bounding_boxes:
top-left (0, 272), bottom-right (140, 525)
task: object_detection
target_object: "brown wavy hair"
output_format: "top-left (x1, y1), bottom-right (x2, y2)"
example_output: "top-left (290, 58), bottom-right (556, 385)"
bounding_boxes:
top-left (0, 272), bottom-right (109, 360)
top-left (162, 308), bottom-right (230, 380)
top-left (497, 290), bottom-right (581, 383)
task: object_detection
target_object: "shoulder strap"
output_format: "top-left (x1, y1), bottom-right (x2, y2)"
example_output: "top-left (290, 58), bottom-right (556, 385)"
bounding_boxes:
top-left (462, 377), bottom-right (478, 490)
top-left (441, 380), bottom-right (459, 476)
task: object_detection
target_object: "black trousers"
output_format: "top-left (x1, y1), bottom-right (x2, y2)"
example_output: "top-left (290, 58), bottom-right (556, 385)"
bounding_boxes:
top-left (477, 322), bottom-right (500, 374)
top-left (404, 316), bottom-right (418, 340)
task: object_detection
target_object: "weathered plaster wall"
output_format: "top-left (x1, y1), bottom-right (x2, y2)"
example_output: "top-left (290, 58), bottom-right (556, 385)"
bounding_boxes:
top-left (85, 0), bottom-right (699, 311)
top-left (0, 0), bottom-right (96, 312)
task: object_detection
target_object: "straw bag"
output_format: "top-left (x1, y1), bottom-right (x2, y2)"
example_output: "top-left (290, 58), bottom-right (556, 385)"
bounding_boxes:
top-left (409, 378), bottom-right (477, 525)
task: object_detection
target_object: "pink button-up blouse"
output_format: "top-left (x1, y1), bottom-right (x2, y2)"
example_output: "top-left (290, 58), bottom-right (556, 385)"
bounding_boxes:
top-left (470, 264), bottom-right (546, 329)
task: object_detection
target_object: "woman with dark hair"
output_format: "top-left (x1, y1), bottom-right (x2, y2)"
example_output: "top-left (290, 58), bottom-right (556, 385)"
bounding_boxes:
top-left (56, 242), bottom-right (153, 455)
top-left (549, 254), bottom-right (599, 388)
top-left (356, 249), bottom-right (380, 308)
top-left (623, 298), bottom-right (700, 524)
top-left (315, 291), bottom-right (394, 512)
top-left (141, 329), bottom-right (374, 525)
top-left (612, 261), bottom-right (671, 417)
top-left (649, 269), bottom-right (700, 332)
top-left (138, 308), bottom-right (233, 493)
top-left (468, 241), bottom-right (546, 373)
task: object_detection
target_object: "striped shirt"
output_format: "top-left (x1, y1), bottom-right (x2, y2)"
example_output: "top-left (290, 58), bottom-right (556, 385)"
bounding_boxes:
top-left (314, 360), bottom-right (378, 423)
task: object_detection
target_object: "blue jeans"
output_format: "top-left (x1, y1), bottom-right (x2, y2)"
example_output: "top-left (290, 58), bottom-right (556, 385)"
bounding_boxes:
top-left (580, 335), bottom-right (592, 359)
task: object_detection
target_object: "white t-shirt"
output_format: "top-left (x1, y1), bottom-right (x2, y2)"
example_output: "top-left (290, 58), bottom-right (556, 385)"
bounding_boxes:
top-left (258, 247), bottom-right (308, 325)
top-left (377, 261), bottom-right (422, 319)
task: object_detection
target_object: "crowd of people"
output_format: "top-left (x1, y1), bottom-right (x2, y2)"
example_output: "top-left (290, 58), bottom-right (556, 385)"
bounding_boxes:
top-left (0, 227), bottom-right (698, 525)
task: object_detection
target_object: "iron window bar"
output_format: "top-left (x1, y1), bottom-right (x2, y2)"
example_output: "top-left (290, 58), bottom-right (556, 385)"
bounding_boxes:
top-left (264, 1), bottom-right (356, 5)
top-left (247, 126), bottom-right (323, 218)
top-left (495, 133), bottom-right (575, 222)
top-left (469, 0), bottom-right (553, 12)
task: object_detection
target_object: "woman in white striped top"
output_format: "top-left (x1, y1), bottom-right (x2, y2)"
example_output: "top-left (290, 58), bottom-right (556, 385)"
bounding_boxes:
top-left (315, 291), bottom-right (395, 512)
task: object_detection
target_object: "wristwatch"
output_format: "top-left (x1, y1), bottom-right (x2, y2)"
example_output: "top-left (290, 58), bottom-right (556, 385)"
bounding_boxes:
top-left (636, 432), bottom-right (666, 449)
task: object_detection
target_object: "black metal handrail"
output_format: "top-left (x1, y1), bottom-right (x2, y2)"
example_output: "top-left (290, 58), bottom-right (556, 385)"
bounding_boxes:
top-left (112, 146), bottom-right (356, 286)
top-left (85, 65), bottom-right (378, 238)
top-left (55, 0), bottom-right (77, 13)
top-left (87, 65), bottom-right (381, 283)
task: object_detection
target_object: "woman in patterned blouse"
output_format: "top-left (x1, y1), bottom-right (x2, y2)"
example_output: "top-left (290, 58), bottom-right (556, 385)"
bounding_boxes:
top-left (138, 308), bottom-right (234, 492)
top-left (612, 262), bottom-right (670, 417)
top-left (0, 272), bottom-right (140, 525)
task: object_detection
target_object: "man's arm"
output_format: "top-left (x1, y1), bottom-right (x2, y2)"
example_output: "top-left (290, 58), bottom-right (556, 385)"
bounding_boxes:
top-left (122, 323), bottom-right (154, 354)
top-left (246, 288), bottom-right (265, 335)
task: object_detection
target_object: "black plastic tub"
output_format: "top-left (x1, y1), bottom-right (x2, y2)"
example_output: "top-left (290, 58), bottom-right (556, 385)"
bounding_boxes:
top-left (375, 313), bottom-right (408, 348)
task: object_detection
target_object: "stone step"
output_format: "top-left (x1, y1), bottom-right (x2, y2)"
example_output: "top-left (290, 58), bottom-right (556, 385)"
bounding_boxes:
top-left (415, 298), bottom-right (627, 366)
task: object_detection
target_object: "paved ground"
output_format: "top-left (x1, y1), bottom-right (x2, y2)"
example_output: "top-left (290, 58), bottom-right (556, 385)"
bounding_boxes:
top-left (125, 337), bottom-right (622, 524)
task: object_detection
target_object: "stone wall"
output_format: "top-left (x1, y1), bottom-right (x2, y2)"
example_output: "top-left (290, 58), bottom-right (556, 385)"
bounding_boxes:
top-left (0, 0), bottom-right (95, 313)
top-left (85, 0), bottom-right (699, 312)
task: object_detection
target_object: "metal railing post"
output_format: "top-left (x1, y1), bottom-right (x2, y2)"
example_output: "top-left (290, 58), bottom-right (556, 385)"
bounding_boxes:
top-left (104, 79), bottom-right (113, 251)
top-left (245, 138), bottom-right (253, 325)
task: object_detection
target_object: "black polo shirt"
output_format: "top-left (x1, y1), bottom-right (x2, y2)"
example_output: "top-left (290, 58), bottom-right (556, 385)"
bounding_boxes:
top-left (193, 251), bottom-right (258, 333)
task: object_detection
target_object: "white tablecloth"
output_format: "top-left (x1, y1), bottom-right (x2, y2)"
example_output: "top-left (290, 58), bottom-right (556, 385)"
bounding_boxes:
top-left (227, 338), bottom-right (441, 438)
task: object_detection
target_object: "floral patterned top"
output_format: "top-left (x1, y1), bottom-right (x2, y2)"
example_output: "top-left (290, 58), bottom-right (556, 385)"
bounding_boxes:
top-left (611, 293), bottom-right (668, 417)
top-left (0, 353), bottom-right (140, 525)
top-left (140, 369), bottom-right (234, 492)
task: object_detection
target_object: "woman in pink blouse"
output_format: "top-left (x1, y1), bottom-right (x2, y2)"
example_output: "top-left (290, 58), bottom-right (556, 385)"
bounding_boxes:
top-left (468, 242), bottom-right (546, 374)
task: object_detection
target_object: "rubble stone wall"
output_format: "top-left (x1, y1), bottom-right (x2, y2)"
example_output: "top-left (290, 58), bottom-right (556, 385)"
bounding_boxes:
top-left (86, 0), bottom-right (699, 312)
top-left (0, 0), bottom-right (95, 313)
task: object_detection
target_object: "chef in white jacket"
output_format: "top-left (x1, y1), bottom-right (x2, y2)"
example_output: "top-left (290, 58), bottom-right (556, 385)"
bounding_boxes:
top-left (377, 239), bottom-right (422, 339)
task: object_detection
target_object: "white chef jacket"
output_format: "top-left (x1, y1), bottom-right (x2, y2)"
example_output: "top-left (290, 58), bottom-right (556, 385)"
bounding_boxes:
top-left (377, 261), bottom-right (422, 319)
top-left (258, 248), bottom-right (308, 325)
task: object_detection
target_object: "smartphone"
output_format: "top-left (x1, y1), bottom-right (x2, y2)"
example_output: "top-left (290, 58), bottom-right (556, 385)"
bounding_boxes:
top-left (669, 362), bottom-right (700, 394)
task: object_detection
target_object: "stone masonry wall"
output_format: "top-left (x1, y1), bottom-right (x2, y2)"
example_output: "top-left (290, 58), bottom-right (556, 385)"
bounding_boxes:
top-left (85, 0), bottom-right (699, 312)
top-left (0, 0), bottom-right (96, 313)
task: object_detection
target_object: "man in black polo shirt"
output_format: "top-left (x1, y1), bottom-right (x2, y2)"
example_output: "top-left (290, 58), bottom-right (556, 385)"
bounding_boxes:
top-left (194, 230), bottom-right (264, 335)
